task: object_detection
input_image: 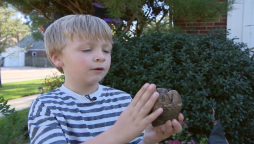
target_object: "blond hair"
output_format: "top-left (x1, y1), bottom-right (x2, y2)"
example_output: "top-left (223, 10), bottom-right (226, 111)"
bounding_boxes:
top-left (44, 15), bottom-right (113, 73)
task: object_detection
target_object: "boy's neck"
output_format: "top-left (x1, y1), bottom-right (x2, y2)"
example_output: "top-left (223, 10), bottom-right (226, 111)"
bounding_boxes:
top-left (63, 81), bottom-right (99, 96)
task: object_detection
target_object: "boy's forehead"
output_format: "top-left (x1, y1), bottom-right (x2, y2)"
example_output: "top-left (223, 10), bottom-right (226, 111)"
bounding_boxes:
top-left (70, 34), bottom-right (113, 44)
top-left (67, 34), bottom-right (112, 46)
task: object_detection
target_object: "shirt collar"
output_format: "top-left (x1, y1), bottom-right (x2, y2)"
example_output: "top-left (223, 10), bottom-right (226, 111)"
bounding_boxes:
top-left (59, 83), bottom-right (103, 101)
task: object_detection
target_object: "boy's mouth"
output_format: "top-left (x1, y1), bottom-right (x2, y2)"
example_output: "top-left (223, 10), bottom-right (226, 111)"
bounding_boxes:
top-left (92, 67), bottom-right (104, 70)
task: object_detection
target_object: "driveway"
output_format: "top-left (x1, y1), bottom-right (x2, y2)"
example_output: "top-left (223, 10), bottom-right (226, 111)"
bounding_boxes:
top-left (1, 66), bottom-right (61, 83)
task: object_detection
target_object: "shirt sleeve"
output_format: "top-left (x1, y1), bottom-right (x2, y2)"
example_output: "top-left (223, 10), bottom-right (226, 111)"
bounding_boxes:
top-left (28, 99), bottom-right (68, 144)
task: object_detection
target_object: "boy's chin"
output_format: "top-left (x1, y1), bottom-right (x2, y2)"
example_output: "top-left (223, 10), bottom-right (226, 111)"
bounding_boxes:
top-left (87, 78), bottom-right (105, 85)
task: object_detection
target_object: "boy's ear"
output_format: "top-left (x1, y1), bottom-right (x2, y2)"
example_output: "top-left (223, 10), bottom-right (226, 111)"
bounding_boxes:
top-left (50, 54), bottom-right (63, 67)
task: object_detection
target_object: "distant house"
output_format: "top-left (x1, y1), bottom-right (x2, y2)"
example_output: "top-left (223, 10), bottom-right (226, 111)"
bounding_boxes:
top-left (0, 46), bottom-right (25, 67)
top-left (18, 35), bottom-right (52, 67)
top-left (19, 35), bottom-right (47, 57)
top-left (0, 33), bottom-right (25, 67)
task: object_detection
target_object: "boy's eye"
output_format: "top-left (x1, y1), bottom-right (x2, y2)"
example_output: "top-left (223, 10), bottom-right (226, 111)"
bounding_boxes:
top-left (103, 50), bottom-right (111, 53)
top-left (82, 49), bottom-right (91, 52)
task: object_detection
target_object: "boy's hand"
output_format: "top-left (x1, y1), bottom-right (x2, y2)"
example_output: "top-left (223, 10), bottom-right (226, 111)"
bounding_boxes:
top-left (141, 114), bottom-right (184, 144)
top-left (110, 83), bottom-right (163, 144)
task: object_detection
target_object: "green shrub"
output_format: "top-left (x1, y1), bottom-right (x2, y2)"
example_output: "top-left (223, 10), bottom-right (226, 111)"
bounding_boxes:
top-left (0, 97), bottom-right (28, 144)
top-left (101, 29), bottom-right (254, 143)
top-left (43, 73), bottom-right (65, 93)
top-left (198, 136), bottom-right (208, 144)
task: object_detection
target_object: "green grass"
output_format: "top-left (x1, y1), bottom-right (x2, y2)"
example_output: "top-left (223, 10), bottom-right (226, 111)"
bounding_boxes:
top-left (0, 79), bottom-right (44, 100)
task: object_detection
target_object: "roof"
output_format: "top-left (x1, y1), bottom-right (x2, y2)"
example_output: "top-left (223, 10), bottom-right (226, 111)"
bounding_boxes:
top-left (0, 36), bottom-right (18, 43)
top-left (18, 35), bottom-right (45, 50)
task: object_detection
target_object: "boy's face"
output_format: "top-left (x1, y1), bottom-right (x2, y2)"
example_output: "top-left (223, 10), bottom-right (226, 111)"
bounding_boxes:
top-left (58, 35), bottom-right (112, 86)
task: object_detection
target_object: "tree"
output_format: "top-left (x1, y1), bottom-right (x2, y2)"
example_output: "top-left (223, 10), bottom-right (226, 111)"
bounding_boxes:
top-left (0, 6), bottom-right (30, 87)
top-left (3, 0), bottom-right (234, 38)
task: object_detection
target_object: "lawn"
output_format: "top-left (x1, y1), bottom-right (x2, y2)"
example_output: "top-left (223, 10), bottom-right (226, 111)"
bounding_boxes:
top-left (0, 79), bottom-right (44, 100)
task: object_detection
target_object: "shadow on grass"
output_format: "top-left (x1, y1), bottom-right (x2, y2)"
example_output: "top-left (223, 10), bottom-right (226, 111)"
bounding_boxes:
top-left (0, 79), bottom-right (44, 100)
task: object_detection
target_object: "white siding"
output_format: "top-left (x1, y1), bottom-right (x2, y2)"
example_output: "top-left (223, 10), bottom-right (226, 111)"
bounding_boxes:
top-left (1, 46), bottom-right (25, 67)
top-left (227, 0), bottom-right (254, 48)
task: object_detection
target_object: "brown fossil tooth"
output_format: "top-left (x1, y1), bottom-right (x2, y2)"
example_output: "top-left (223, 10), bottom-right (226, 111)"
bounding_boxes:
top-left (150, 88), bottom-right (182, 127)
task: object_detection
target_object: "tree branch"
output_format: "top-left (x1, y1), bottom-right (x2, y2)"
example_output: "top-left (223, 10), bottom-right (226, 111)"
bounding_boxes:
top-left (123, 15), bottom-right (136, 32)
top-left (69, 0), bottom-right (84, 14)
top-left (55, 0), bottom-right (81, 14)
top-left (68, 0), bottom-right (80, 13)
top-left (211, 108), bottom-right (217, 126)
top-left (157, 11), bottom-right (167, 24)
top-left (49, 0), bottom-right (60, 12)
top-left (29, 3), bottom-right (51, 21)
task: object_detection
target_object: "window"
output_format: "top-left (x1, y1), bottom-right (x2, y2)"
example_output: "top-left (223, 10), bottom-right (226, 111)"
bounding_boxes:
top-left (32, 52), bottom-right (37, 57)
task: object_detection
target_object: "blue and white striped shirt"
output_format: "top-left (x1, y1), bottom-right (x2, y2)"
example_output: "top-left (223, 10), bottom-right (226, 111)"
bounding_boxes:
top-left (28, 84), bottom-right (143, 144)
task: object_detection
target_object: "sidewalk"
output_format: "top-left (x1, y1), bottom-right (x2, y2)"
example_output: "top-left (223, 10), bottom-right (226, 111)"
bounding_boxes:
top-left (1, 66), bottom-right (61, 83)
top-left (0, 94), bottom-right (40, 118)
top-left (1, 66), bottom-right (56, 71)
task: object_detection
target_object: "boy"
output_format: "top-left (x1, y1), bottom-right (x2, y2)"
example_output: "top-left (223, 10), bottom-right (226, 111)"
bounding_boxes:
top-left (28, 15), bottom-right (184, 144)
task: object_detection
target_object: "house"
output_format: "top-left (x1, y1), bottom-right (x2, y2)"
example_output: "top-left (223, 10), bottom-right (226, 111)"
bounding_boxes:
top-left (1, 34), bottom-right (52, 67)
top-left (0, 33), bottom-right (25, 67)
top-left (174, 0), bottom-right (254, 49)
top-left (227, 0), bottom-right (254, 49)
top-left (18, 35), bottom-right (52, 67)
top-left (0, 46), bottom-right (25, 67)
top-left (19, 35), bottom-right (46, 57)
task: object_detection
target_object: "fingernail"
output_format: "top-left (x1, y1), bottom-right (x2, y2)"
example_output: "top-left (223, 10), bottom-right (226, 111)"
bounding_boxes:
top-left (158, 108), bottom-right (163, 113)
top-left (143, 83), bottom-right (149, 88)
top-left (161, 124), bottom-right (166, 132)
top-left (149, 84), bottom-right (155, 89)
top-left (172, 119), bottom-right (177, 124)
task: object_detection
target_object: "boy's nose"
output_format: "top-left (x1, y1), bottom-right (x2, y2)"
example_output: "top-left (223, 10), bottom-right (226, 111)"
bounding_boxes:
top-left (94, 52), bottom-right (106, 62)
top-left (95, 57), bottom-right (106, 62)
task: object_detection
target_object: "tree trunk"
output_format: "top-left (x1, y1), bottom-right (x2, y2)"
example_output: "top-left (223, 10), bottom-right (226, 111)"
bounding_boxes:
top-left (169, 8), bottom-right (173, 30)
top-left (0, 60), bottom-right (2, 88)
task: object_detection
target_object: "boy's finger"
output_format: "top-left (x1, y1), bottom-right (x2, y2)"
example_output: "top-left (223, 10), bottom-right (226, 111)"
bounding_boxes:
top-left (171, 119), bottom-right (182, 133)
top-left (177, 113), bottom-right (184, 123)
top-left (162, 120), bottom-right (173, 133)
top-left (135, 84), bottom-right (156, 112)
top-left (130, 83), bottom-right (150, 107)
top-left (138, 91), bottom-right (159, 117)
top-left (143, 108), bottom-right (163, 125)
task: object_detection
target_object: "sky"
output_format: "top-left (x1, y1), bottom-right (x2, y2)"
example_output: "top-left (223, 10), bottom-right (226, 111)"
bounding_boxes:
top-left (16, 11), bottom-right (27, 23)
top-left (8, 4), bottom-right (27, 23)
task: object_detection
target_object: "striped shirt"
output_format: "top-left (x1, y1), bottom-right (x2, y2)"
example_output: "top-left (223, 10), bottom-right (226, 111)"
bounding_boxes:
top-left (28, 84), bottom-right (144, 144)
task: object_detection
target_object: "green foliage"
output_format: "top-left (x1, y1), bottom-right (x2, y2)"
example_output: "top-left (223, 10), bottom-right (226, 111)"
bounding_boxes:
top-left (28, 10), bottom-right (49, 41)
top-left (0, 7), bottom-right (30, 54)
top-left (198, 136), bottom-right (208, 144)
top-left (0, 96), bottom-right (14, 115)
top-left (42, 74), bottom-right (65, 93)
top-left (0, 7), bottom-right (30, 38)
top-left (167, 0), bottom-right (234, 22)
top-left (101, 29), bottom-right (254, 143)
top-left (4, 0), bottom-right (234, 37)
top-left (0, 97), bottom-right (28, 144)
